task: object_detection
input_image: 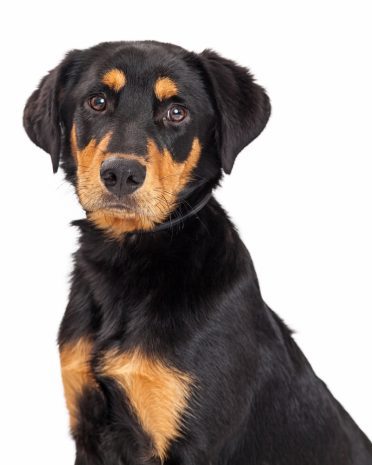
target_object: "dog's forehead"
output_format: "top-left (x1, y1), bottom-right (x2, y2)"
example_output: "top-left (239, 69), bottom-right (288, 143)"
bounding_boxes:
top-left (86, 46), bottom-right (169, 86)
top-left (83, 44), bottom-right (194, 95)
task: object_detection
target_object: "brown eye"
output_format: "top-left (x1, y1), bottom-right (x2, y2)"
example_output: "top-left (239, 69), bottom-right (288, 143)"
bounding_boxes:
top-left (166, 105), bottom-right (188, 123)
top-left (88, 94), bottom-right (107, 112)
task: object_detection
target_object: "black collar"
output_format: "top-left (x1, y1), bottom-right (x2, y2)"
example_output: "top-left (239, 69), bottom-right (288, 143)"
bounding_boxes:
top-left (151, 190), bottom-right (213, 232)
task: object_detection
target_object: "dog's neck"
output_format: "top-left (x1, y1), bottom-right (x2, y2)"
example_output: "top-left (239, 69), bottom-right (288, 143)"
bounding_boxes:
top-left (150, 189), bottom-right (213, 233)
top-left (72, 192), bottom-right (264, 352)
top-left (73, 190), bottom-right (229, 266)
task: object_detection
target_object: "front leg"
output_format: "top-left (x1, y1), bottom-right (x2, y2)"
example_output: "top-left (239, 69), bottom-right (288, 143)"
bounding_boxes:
top-left (58, 267), bottom-right (108, 463)
top-left (58, 270), bottom-right (162, 465)
top-left (59, 337), bottom-right (97, 431)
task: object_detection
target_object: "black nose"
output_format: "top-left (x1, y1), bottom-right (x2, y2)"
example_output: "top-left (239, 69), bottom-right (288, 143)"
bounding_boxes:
top-left (100, 158), bottom-right (146, 197)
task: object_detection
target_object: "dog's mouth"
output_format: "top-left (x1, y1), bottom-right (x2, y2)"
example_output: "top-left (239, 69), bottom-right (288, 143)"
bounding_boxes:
top-left (83, 192), bottom-right (139, 214)
top-left (88, 201), bottom-right (138, 218)
top-left (86, 196), bottom-right (163, 221)
top-left (81, 189), bottom-right (178, 232)
top-left (102, 203), bottom-right (135, 212)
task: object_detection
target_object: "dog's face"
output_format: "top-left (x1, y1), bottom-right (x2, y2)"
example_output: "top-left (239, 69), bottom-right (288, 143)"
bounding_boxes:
top-left (24, 41), bottom-right (270, 235)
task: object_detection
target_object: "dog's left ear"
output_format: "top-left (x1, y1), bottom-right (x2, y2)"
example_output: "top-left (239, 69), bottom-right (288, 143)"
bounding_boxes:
top-left (23, 50), bottom-right (80, 173)
top-left (199, 49), bottom-right (271, 174)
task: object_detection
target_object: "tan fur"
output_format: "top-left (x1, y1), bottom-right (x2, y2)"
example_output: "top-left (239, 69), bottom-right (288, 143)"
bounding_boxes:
top-left (101, 349), bottom-right (193, 461)
top-left (154, 77), bottom-right (178, 101)
top-left (71, 125), bottom-right (201, 237)
top-left (101, 68), bottom-right (126, 91)
top-left (71, 125), bottom-right (113, 212)
top-left (139, 137), bottom-right (201, 219)
top-left (59, 338), bottom-right (95, 430)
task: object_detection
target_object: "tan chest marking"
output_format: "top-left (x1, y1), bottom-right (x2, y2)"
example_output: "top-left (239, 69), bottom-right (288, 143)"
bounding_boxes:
top-left (101, 349), bottom-right (193, 461)
top-left (59, 338), bottom-right (96, 430)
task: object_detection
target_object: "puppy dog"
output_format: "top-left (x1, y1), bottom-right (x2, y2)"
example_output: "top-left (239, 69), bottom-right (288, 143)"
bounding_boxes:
top-left (24, 41), bottom-right (372, 465)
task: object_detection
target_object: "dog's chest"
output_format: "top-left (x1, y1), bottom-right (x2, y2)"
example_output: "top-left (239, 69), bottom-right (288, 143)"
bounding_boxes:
top-left (60, 338), bottom-right (193, 461)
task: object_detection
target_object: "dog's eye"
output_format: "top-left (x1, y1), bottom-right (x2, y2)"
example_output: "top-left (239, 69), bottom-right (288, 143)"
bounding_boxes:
top-left (166, 105), bottom-right (188, 123)
top-left (88, 94), bottom-right (107, 112)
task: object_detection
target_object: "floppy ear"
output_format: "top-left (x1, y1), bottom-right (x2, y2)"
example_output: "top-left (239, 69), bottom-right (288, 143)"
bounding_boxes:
top-left (23, 51), bottom-right (79, 173)
top-left (199, 49), bottom-right (271, 174)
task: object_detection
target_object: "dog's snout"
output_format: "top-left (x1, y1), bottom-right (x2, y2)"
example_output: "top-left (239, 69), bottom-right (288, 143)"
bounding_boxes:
top-left (100, 158), bottom-right (146, 197)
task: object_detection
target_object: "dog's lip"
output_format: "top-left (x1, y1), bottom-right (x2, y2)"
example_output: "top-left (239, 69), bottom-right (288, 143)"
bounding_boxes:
top-left (106, 203), bottom-right (131, 209)
top-left (102, 203), bottom-right (134, 211)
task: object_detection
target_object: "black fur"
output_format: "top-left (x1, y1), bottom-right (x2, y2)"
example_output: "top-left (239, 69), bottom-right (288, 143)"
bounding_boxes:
top-left (24, 41), bottom-right (372, 464)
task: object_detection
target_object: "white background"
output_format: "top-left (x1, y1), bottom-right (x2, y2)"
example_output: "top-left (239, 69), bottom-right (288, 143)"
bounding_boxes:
top-left (1, 1), bottom-right (371, 463)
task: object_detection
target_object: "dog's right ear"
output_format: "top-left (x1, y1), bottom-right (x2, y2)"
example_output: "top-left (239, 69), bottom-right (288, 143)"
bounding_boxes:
top-left (23, 51), bottom-right (80, 173)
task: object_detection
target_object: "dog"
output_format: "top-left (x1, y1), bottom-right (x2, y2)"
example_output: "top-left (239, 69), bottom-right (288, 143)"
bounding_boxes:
top-left (24, 41), bottom-right (372, 465)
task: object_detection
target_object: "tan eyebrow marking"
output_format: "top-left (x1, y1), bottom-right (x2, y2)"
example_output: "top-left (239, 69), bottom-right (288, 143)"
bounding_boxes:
top-left (101, 68), bottom-right (126, 92)
top-left (154, 77), bottom-right (178, 101)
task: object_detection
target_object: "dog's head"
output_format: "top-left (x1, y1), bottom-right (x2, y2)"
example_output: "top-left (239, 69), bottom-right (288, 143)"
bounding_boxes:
top-left (24, 41), bottom-right (270, 235)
